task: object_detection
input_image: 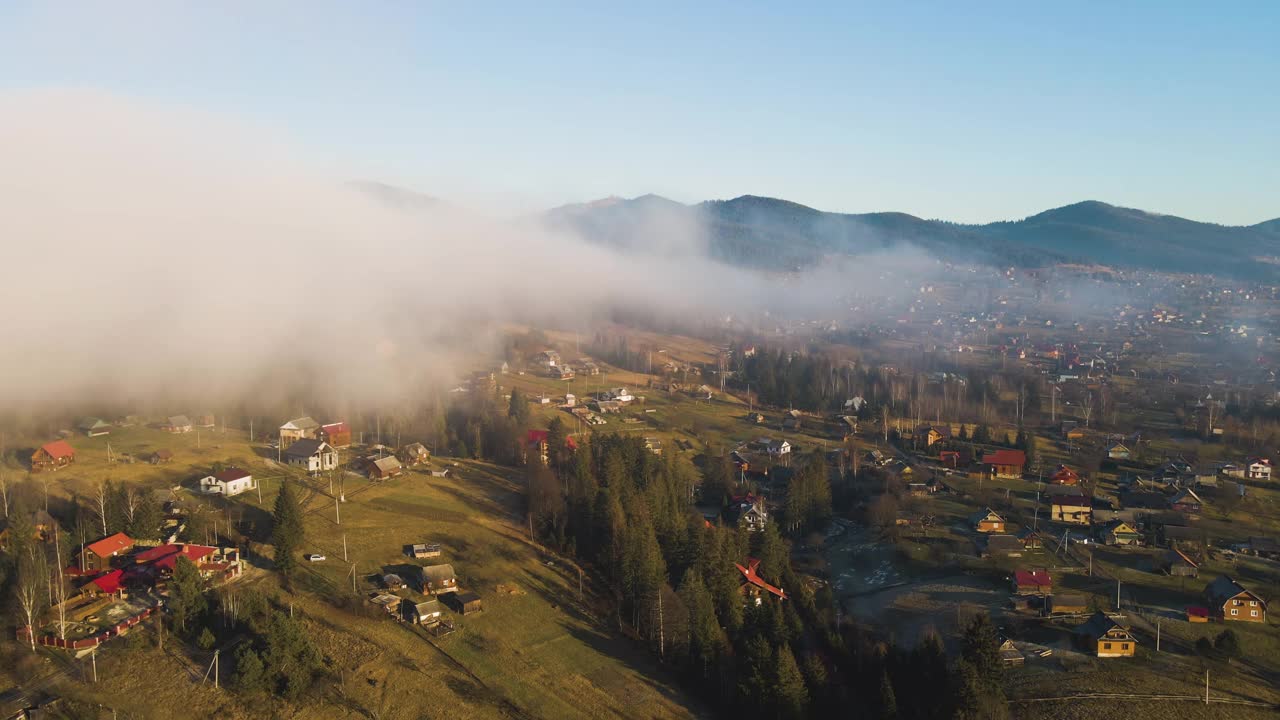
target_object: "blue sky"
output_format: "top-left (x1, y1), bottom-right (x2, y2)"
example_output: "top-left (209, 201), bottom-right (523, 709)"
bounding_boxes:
top-left (1, 2), bottom-right (1276, 223)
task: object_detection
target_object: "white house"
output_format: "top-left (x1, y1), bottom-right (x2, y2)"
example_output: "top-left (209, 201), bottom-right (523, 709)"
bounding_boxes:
top-left (284, 438), bottom-right (338, 474)
top-left (765, 439), bottom-right (791, 456)
top-left (1246, 458), bottom-right (1272, 482)
top-left (200, 468), bottom-right (255, 497)
top-left (608, 387), bottom-right (634, 402)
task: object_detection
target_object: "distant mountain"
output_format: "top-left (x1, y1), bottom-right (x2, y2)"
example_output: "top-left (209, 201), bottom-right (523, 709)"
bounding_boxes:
top-left (547, 195), bottom-right (1280, 279)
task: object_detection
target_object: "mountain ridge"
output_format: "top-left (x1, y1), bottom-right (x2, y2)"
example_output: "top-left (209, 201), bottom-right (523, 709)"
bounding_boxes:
top-left (548, 194), bottom-right (1280, 278)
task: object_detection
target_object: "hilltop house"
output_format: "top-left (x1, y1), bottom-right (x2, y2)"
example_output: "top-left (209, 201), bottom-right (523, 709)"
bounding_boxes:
top-left (1204, 576), bottom-right (1267, 623)
top-left (736, 558), bottom-right (787, 604)
top-left (1161, 548), bottom-right (1200, 577)
top-left (1050, 495), bottom-right (1092, 525)
top-left (31, 440), bottom-right (76, 472)
top-left (81, 532), bottom-right (135, 573)
top-left (1050, 465), bottom-right (1081, 486)
top-left (1074, 612), bottom-right (1137, 657)
top-left (729, 494), bottom-right (769, 532)
top-left (284, 439), bottom-right (338, 474)
top-left (526, 429), bottom-right (578, 465)
top-left (406, 599), bottom-right (444, 626)
top-left (917, 425), bottom-right (952, 447)
top-left (1106, 443), bottom-right (1131, 461)
top-left (982, 449), bottom-right (1025, 479)
top-left (279, 417), bottom-right (320, 449)
top-left (78, 418), bottom-right (111, 437)
top-left (199, 468), bottom-right (256, 497)
top-left (367, 455), bottom-right (403, 480)
top-left (1171, 488), bottom-right (1203, 514)
top-left (417, 564), bottom-right (458, 595)
top-left (1100, 520), bottom-right (1143, 547)
top-left (1245, 458), bottom-right (1272, 482)
top-left (319, 422), bottom-right (352, 448)
top-left (400, 442), bottom-right (430, 466)
top-left (165, 415), bottom-right (194, 434)
top-left (1012, 569), bottom-right (1052, 595)
top-left (970, 508), bottom-right (1006, 533)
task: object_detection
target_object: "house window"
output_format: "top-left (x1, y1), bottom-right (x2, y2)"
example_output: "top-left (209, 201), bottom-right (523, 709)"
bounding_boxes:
top-left (1103, 642), bottom-right (1112, 650)
top-left (1249, 600), bottom-right (1258, 606)
top-left (1251, 610), bottom-right (1259, 617)
top-left (1121, 643), bottom-right (1129, 650)
top-left (1231, 609), bottom-right (1238, 616)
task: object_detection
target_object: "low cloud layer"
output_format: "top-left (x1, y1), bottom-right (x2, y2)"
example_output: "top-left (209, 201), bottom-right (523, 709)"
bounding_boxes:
top-left (0, 90), bottom-right (941, 416)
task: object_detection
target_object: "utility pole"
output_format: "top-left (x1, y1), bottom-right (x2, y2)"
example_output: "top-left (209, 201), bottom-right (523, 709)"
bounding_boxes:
top-left (335, 496), bottom-right (341, 525)
top-left (1116, 579), bottom-right (1121, 609)
top-left (343, 534), bottom-right (348, 562)
top-left (91, 649), bottom-right (98, 682)
top-left (1205, 669), bottom-right (1209, 705)
top-left (1156, 620), bottom-right (1161, 652)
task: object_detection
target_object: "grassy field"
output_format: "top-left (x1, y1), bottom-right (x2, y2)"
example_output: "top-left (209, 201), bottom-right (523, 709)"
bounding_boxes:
top-left (2, 424), bottom-right (699, 719)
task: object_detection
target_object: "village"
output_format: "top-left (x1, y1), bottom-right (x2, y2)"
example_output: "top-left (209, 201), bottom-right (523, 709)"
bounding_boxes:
top-left (1, 292), bottom-right (1279, 718)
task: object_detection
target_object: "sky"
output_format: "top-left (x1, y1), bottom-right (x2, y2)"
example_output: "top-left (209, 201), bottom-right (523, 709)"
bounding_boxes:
top-left (0, 1), bottom-right (1277, 224)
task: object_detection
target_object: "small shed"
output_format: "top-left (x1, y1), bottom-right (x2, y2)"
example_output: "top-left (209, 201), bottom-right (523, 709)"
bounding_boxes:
top-left (1186, 606), bottom-right (1209, 623)
top-left (1047, 593), bottom-right (1089, 616)
top-left (407, 543), bottom-right (442, 560)
top-left (998, 637), bottom-right (1024, 666)
top-left (456, 591), bottom-right (483, 615)
top-left (382, 573), bottom-right (407, 590)
top-left (406, 599), bottom-right (444, 625)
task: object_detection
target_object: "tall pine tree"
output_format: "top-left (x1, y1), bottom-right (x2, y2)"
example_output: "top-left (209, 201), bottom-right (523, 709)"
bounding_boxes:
top-left (272, 480), bottom-right (305, 577)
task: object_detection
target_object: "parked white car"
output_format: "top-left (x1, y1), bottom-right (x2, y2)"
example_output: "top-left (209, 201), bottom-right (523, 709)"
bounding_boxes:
top-left (306, 553), bottom-right (326, 562)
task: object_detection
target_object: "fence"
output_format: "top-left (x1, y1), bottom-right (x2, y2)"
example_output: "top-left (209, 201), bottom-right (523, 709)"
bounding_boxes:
top-left (16, 604), bottom-right (159, 650)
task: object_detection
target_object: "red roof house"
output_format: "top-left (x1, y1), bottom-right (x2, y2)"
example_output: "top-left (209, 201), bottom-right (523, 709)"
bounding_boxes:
top-left (88, 569), bottom-right (126, 596)
top-left (735, 558), bottom-right (787, 603)
top-left (83, 532), bottom-right (135, 572)
top-left (1051, 465), bottom-right (1080, 486)
top-left (526, 429), bottom-right (578, 464)
top-left (319, 421), bottom-right (352, 448)
top-left (982, 449), bottom-right (1026, 479)
top-left (32, 440), bottom-right (76, 472)
top-left (1012, 569), bottom-right (1052, 594)
top-left (136, 543), bottom-right (217, 574)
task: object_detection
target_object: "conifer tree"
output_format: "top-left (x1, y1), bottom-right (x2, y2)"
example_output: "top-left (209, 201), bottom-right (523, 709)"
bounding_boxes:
top-left (271, 480), bottom-right (305, 577)
top-left (773, 645), bottom-right (809, 720)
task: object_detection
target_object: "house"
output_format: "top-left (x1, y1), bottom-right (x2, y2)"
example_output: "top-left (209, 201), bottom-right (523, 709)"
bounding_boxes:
top-left (1161, 548), bottom-right (1200, 577)
top-left (455, 592), bottom-right (483, 615)
top-left (747, 412), bottom-right (766, 424)
top-left (1106, 443), bottom-right (1131, 460)
top-left (782, 414), bottom-right (802, 431)
top-left (400, 442), bottom-right (430, 466)
top-left (604, 387), bottom-right (634, 403)
top-left (1012, 569), bottom-right (1052, 595)
top-left (418, 564), bottom-right (458, 595)
top-left (998, 637), bottom-right (1024, 666)
top-left (85, 569), bottom-right (127, 598)
top-left (526, 429), bottom-right (579, 465)
top-left (81, 532), bottom-right (135, 573)
top-left (368, 456), bottom-right (403, 480)
top-left (1050, 465), bottom-right (1080, 486)
top-left (982, 449), bottom-right (1026, 479)
top-left (1047, 593), bottom-right (1088, 615)
top-left (1064, 427), bottom-right (1087, 442)
top-left (319, 422), bottom-right (352, 448)
top-left (1245, 457), bottom-right (1272, 482)
top-left (761, 438), bottom-right (791, 457)
top-left (580, 361), bottom-right (600, 376)
top-left (31, 440), bottom-right (76, 472)
top-left (939, 449), bottom-right (971, 469)
top-left (382, 573), bottom-right (407, 590)
top-left (1203, 576), bottom-right (1267, 623)
top-left (536, 350), bottom-right (561, 367)
top-left (1100, 520), bottom-right (1142, 547)
top-left (1050, 495), bottom-right (1092, 525)
top-left (1170, 488), bottom-right (1203, 514)
top-left (865, 449), bottom-right (888, 467)
top-left (729, 494), bottom-right (769, 532)
top-left (1016, 527), bottom-right (1043, 550)
top-left (194, 414), bottom-right (216, 428)
top-left (730, 451), bottom-right (751, 472)
top-left (1074, 612), bottom-right (1137, 657)
top-left (970, 507), bottom-right (1006, 533)
top-left (643, 437), bottom-right (663, 456)
top-left (78, 418), bottom-right (111, 437)
top-left (407, 543), bottom-right (442, 559)
top-left (982, 534), bottom-right (1023, 558)
top-left (278, 417), bottom-right (320, 449)
top-left (165, 415), bottom-right (194, 434)
top-left (1246, 537), bottom-right (1280, 560)
top-left (406, 599), bottom-right (444, 625)
top-left (199, 468), bottom-right (256, 497)
top-left (284, 439), bottom-right (338, 474)
top-left (917, 424), bottom-right (952, 447)
top-left (735, 558), bottom-right (787, 604)
top-left (148, 449), bottom-right (174, 465)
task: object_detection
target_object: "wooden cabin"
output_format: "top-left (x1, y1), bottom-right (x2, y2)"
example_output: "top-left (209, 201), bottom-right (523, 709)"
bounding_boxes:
top-left (31, 440), bottom-right (76, 472)
top-left (1074, 612), bottom-right (1137, 657)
